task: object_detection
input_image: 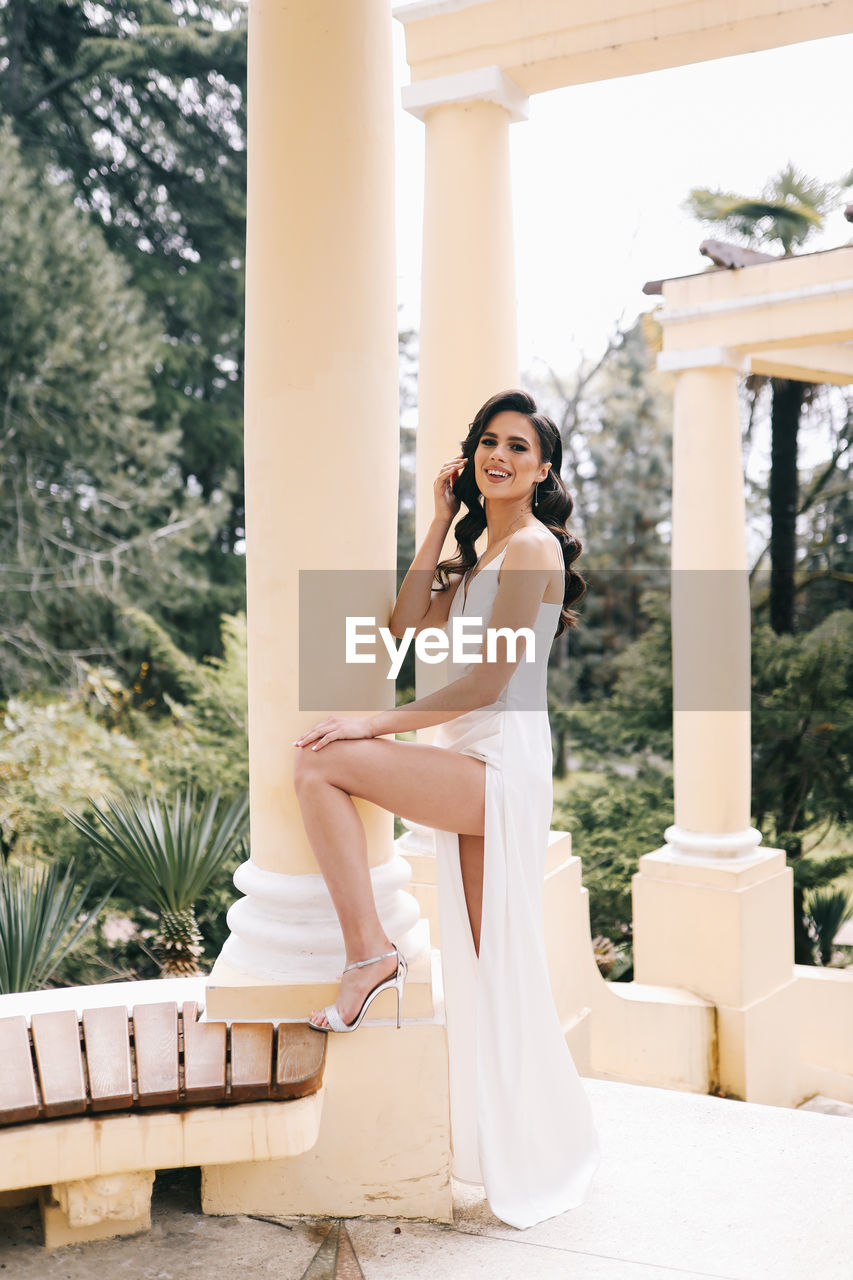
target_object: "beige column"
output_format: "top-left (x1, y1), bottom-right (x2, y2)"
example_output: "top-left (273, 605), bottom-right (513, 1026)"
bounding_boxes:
top-left (669, 356), bottom-right (753, 846)
top-left (632, 349), bottom-right (797, 1105)
top-left (204, 1), bottom-right (452, 1223)
top-left (404, 66), bottom-right (528, 553)
top-left (208, 0), bottom-right (427, 1011)
top-left (396, 66), bottom-right (527, 903)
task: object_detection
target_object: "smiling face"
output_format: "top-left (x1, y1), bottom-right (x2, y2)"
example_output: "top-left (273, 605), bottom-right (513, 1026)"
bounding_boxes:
top-left (474, 410), bottom-right (550, 501)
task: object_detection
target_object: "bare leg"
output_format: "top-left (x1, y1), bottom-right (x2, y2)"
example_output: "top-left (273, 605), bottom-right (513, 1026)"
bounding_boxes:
top-left (293, 737), bottom-right (485, 1027)
top-left (458, 833), bottom-right (484, 957)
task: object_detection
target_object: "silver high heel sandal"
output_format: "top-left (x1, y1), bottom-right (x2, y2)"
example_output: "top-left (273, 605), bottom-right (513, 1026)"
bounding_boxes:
top-left (307, 944), bottom-right (408, 1033)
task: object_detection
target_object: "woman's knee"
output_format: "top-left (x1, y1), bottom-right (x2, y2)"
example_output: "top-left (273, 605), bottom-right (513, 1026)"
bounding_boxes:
top-left (292, 743), bottom-right (324, 789)
top-left (292, 739), bottom-right (348, 789)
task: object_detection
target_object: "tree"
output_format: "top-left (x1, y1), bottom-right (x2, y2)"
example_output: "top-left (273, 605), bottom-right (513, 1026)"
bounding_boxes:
top-left (685, 164), bottom-right (850, 635)
top-left (0, 0), bottom-right (249, 656)
top-left (563, 591), bottom-right (853, 965)
top-left (115, 604), bottom-right (249, 788)
top-left (751, 608), bottom-right (853, 963)
top-left (0, 122), bottom-right (228, 696)
top-left (792, 391), bottom-right (853, 629)
top-left (528, 316), bottom-right (673, 702)
top-left (553, 762), bottom-right (675, 955)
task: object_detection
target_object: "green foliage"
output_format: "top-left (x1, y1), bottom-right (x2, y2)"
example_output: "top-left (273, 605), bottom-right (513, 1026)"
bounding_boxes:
top-left (1, 0), bottom-right (249, 662)
top-left (566, 589), bottom-right (672, 761)
top-left (556, 596), bottom-right (853, 963)
top-left (0, 609), bottom-right (249, 979)
top-left (0, 121), bottom-right (229, 698)
top-left (751, 610), bottom-right (853, 844)
top-left (794, 409), bottom-right (853, 628)
top-left (115, 607), bottom-right (249, 792)
top-left (0, 689), bottom-right (148, 869)
top-left (63, 783), bottom-right (249, 975)
top-left (0, 860), bottom-right (113, 994)
top-left (684, 164), bottom-right (840, 254)
top-left (0, 612), bottom-right (248, 872)
top-left (805, 885), bottom-right (853, 966)
top-left (552, 318), bottom-right (673, 699)
top-left (553, 764), bottom-right (674, 945)
top-left (63, 783), bottom-right (249, 916)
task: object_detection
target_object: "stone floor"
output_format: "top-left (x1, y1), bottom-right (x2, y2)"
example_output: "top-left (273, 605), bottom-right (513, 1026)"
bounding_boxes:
top-left (1, 1079), bottom-right (851, 1280)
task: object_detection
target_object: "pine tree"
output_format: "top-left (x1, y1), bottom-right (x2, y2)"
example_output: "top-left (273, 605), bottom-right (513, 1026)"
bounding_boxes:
top-left (541, 317), bottom-right (673, 703)
top-left (0, 123), bottom-right (226, 696)
top-left (0, 1), bottom-right (249, 655)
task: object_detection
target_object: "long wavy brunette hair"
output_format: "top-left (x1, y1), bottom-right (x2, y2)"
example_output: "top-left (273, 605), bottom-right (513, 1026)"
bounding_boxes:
top-left (434, 389), bottom-right (586, 636)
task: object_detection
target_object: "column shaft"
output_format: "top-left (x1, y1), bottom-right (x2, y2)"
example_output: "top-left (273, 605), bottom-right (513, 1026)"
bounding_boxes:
top-left (416, 99), bottom-right (519, 550)
top-left (670, 364), bottom-right (752, 844)
top-left (209, 0), bottom-right (430, 997)
top-left (243, 0), bottom-right (399, 876)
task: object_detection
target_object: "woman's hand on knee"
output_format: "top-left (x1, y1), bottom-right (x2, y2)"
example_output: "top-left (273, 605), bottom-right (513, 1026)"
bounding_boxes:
top-left (293, 714), bottom-right (378, 752)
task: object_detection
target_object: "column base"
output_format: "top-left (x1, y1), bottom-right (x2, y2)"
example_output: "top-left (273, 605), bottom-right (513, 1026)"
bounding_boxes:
top-left (202, 953), bottom-right (452, 1223)
top-left (632, 842), bottom-right (799, 1105)
top-left (716, 980), bottom-right (799, 1105)
top-left (217, 854), bottom-right (426, 984)
top-left (206, 938), bottom-right (435, 1022)
top-left (396, 820), bottom-right (441, 946)
top-left (39, 1171), bottom-right (154, 1248)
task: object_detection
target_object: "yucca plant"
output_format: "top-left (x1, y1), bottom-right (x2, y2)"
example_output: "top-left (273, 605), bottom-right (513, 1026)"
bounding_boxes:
top-left (64, 784), bottom-right (249, 976)
top-left (0, 860), bottom-right (113, 994)
top-left (805, 886), bottom-right (853, 967)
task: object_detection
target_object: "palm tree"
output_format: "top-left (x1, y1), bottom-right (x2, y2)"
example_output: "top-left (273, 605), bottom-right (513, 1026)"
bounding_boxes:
top-left (0, 860), bottom-right (112, 994)
top-left (805, 885), bottom-right (853, 966)
top-left (64, 784), bottom-right (249, 976)
top-left (685, 164), bottom-right (844, 635)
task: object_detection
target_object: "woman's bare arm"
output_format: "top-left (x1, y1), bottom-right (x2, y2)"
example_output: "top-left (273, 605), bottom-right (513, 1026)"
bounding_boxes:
top-left (388, 515), bottom-right (459, 637)
top-left (371, 529), bottom-right (556, 735)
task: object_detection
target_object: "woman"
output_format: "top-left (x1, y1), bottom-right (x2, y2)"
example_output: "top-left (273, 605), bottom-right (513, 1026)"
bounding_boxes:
top-left (292, 388), bottom-right (600, 1229)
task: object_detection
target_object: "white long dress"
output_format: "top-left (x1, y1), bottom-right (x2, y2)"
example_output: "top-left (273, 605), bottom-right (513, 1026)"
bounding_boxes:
top-left (430, 536), bottom-right (601, 1230)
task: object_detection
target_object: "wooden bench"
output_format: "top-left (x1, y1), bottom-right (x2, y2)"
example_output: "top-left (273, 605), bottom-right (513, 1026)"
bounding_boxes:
top-left (0, 1001), bottom-right (326, 1247)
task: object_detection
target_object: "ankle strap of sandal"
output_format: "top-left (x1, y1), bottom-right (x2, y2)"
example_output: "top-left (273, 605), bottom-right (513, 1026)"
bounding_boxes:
top-left (343, 947), bottom-right (398, 973)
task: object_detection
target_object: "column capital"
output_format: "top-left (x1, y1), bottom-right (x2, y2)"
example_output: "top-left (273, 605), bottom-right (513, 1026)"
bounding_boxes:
top-left (657, 347), bottom-right (747, 374)
top-left (401, 65), bottom-right (529, 123)
top-left (394, 0), bottom-right (491, 23)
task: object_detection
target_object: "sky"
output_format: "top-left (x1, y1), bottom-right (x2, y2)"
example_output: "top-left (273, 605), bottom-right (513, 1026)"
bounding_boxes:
top-left (390, 23), bottom-right (853, 377)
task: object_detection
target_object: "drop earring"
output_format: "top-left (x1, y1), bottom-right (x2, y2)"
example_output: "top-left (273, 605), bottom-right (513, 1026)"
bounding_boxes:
top-left (534, 482), bottom-right (539, 508)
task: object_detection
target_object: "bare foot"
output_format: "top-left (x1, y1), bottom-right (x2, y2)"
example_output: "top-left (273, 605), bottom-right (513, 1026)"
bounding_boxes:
top-left (309, 948), bottom-right (399, 1029)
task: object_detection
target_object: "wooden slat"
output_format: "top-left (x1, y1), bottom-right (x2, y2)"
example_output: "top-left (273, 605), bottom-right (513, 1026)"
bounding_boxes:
top-left (181, 1002), bottom-right (226, 1104)
top-left (133, 1003), bottom-right (179, 1106)
top-left (31, 1011), bottom-right (87, 1118)
top-left (0, 1006), bottom-right (327, 1129)
top-left (82, 1006), bottom-right (134, 1112)
top-left (0, 1016), bottom-right (41, 1124)
top-left (274, 1024), bottom-right (326, 1100)
top-left (229, 1022), bottom-right (273, 1102)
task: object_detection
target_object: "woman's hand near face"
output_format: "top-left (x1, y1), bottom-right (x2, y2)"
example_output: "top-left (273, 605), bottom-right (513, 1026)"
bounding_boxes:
top-left (434, 455), bottom-right (466, 523)
top-left (293, 714), bottom-right (378, 751)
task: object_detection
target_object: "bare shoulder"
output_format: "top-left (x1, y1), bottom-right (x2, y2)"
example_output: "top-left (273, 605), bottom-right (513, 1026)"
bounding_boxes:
top-left (503, 524), bottom-right (563, 569)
